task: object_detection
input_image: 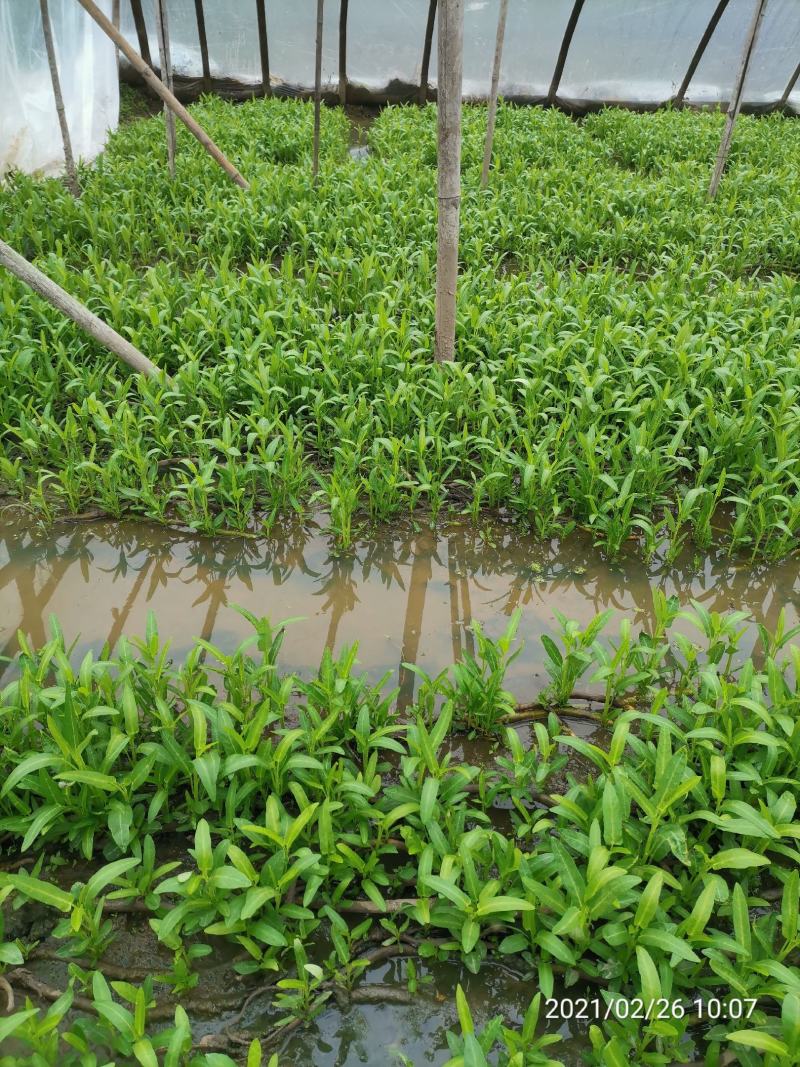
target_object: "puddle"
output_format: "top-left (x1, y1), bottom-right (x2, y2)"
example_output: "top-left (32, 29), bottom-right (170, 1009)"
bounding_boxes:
top-left (1, 513), bottom-right (798, 700)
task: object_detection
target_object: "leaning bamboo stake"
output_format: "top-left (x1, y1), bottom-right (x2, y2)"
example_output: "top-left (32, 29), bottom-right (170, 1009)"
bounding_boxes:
top-left (0, 239), bottom-right (162, 380)
top-left (708, 0), bottom-right (768, 199)
top-left (312, 0), bottom-right (324, 185)
top-left (480, 0), bottom-right (509, 189)
top-left (75, 0), bottom-right (249, 190)
top-left (154, 0), bottom-right (177, 178)
top-left (129, 0), bottom-right (152, 68)
top-left (193, 0), bottom-right (212, 92)
top-left (778, 58), bottom-right (800, 109)
top-left (39, 0), bottom-right (80, 198)
top-left (419, 0), bottom-right (437, 105)
top-left (434, 0), bottom-right (464, 364)
top-left (547, 0), bottom-right (585, 105)
top-left (674, 0), bottom-right (731, 107)
top-left (339, 0), bottom-right (349, 107)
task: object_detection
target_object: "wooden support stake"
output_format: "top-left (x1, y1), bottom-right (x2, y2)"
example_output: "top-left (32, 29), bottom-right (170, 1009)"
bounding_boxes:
top-left (112, 0), bottom-right (120, 71)
top-left (129, 0), bottom-right (152, 69)
top-left (194, 0), bottom-right (211, 91)
top-left (481, 0), bottom-right (509, 189)
top-left (778, 58), bottom-right (800, 109)
top-left (313, 0), bottom-right (324, 184)
top-left (154, 0), bottom-right (177, 177)
top-left (256, 0), bottom-right (272, 98)
top-left (419, 0), bottom-right (437, 106)
top-left (547, 0), bottom-right (585, 105)
top-left (75, 0), bottom-right (249, 190)
top-left (0, 239), bottom-right (162, 380)
top-left (39, 0), bottom-right (81, 198)
top-left (339, 0), bottom-right (349, 107)
top-left (674, 0), bottom-right (731, 107)
top-left (708, 0), bottom-right (767, 199)
top-left (434, 0), bottom-right (464, 364)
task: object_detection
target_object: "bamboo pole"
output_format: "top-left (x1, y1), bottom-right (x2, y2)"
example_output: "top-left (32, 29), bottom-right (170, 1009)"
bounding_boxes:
top-left (674, 0), bottom-right (731, 107)
top-left (339, 0), bottom-right (349, 107)
top-left (129, 0), bottom-right (152, 69)
top-left (39, 0), bottom-right (81, 198)
top-left (0, 239), bottom-right (162, 379)
top-left (154, 0), bottom-right (177, 178)
top-left (75, 0), bottom-right (249, 190)
top-left (193, 0), bottom-right (212, 92)
top-left (434, 0), bottom-right (464, 364)
top-left (547, 0), bottom-right (585, 105)
top-left (778, 58), bottom-right (800, 109)
top-left (255, 0), bottom-right (272, 98)
top-left (112, 0), bottom-right (120, 71)
top-left (708, 0), bottom-right (768, 199)
top-left (480, 0), bottom-right (509, 189)
top-left (419, 0), bottom-right (437, 106)
top-left (313, 0), bottom-right (324, 185)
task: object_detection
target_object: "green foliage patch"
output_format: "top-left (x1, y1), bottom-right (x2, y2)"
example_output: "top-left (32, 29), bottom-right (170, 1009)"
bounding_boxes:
top-left (0, 603), bottom-right (800, 1063)
top-left (1, 100), bottom-right (800, 554)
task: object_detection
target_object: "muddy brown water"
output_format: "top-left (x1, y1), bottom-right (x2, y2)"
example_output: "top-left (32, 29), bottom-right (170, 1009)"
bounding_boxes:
top-left (1, 513), bottom-right (798, 697)
top-left (2, 511), bottom-right (799, 1062)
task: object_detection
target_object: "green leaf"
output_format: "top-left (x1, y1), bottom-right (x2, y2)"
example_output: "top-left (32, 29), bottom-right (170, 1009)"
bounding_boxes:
top-left (86, 857), bottom-right (140, 901)
top-left (708, 848), bottom-right (769, 871)
top-left (455, 985), bottom-right (474, 1035)
top-left (0, 1010), bottom-right (38, 1043)
top-left (1, 754), bottom-right (64, 798)
top-left (9, 873), bottom-right (73, 912)
top-left (424, 875), bottom-right (470, 911)
top-left (727, 1031), bottom-right (789, 1055)
top-left (636, 946), bottom-right (661, 1006)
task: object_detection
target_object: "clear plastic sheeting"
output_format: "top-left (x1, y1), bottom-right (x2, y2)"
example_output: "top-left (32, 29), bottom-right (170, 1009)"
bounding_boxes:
top-left (118, 0), bottom-right (799, 112)
top-left (0, 0), bottom-right (119, 178)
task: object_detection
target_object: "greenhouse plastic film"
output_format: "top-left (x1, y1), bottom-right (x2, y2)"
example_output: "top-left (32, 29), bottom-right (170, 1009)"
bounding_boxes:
top-left (119, 0), bottom-right (799, 110)
top-left (0, 0), bottom-right (118, 177)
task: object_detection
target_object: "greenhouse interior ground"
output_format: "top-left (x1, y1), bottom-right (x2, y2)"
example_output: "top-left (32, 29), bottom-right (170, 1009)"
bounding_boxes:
top-left (3, 1), bottom-right (800, 1065)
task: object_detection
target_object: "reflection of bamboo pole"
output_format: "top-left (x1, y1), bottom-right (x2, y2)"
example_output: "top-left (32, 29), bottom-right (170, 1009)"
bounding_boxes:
top-left (39, 0), bottom-right (81, 198)
top-left (106, 558), bottom-right (153, 651)
top-left (708, 0), bottom-right (767, 199)
top-left (419, 0), bottom-right (437, 105)
top-left (434, 0), bottom-right (464, 364)
top-left (547, 0), bottom-right (585, 105)
top-left (447, 535), bottom-right (462, 663)
top-left (480, 0), bottom-right (509, 189)
top-left (75, 0), bottom-right (250, 190)
top-left (154, 0), bottom-right (177, 178)
top-left (455, 531), bottom-right (474, 656)
top-left (313, 0), bottom-right (324, 184)
top-left (674, 0), bottom-right (731, 107)
top-left (398, 533), bottom-right (433, 708)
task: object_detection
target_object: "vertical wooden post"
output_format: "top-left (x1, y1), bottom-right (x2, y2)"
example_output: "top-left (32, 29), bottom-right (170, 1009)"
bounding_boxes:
top-left (708, 0), bottom-right (767, 199)
top-left (779, 59), bottom-right (800, 109)
top-left (434, 0), bottom-right (464, 364)
top-left (419, 0), bottom-right (438, 105)
top-left (481, 0), bottom-right (509, 189)
top-left (339, 0), bottom-right (349, 107)
top-left (547, 0), bottom-right (585, 105)
top-left (256, 0), bottom-right (272, 98)
top-left (313, 0), bottom-right (324, 185)
top-left (39, 0), bottom-right (81, 198)
top-left (112, 0), bottom-right (120, 71)
top-left (76, 0), bottom-right (250, 189)
top-left (154, 0), bottom-right (177, 177)
top-left (674, 0), bottom-right (731, 107)
top-left (129, 0), bottom-right (152, 69)
top-left (194, 0), bottom-right (211, 92)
